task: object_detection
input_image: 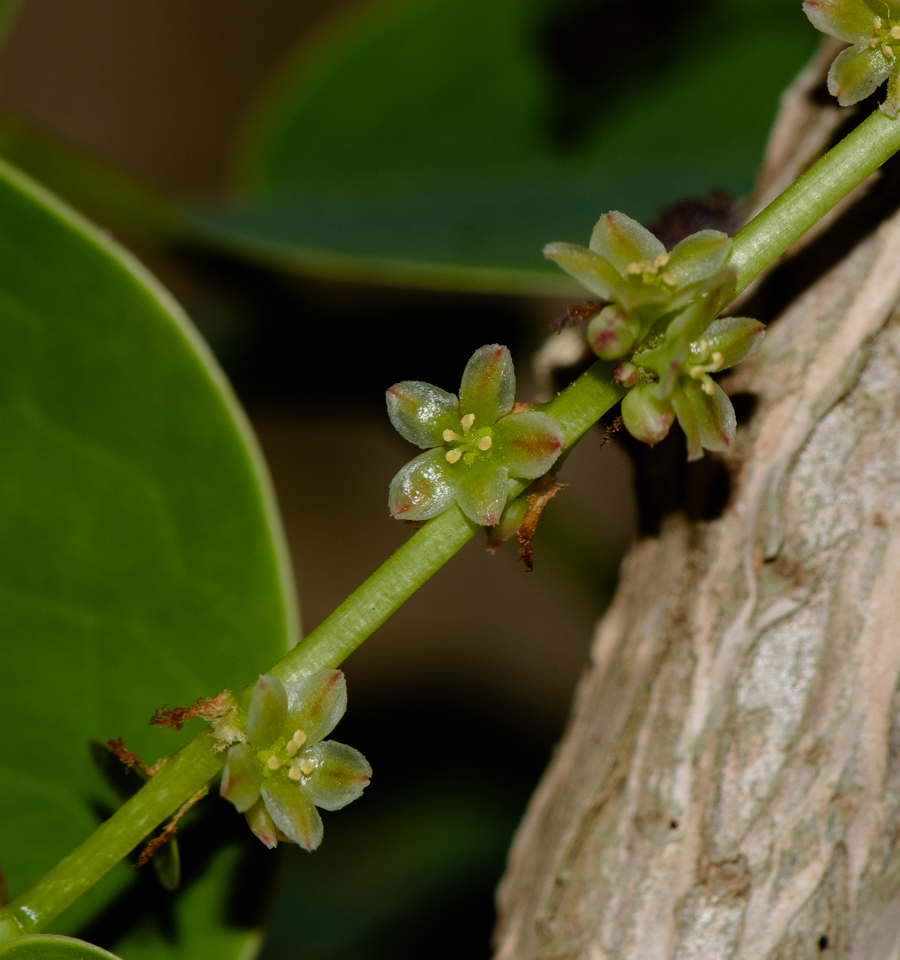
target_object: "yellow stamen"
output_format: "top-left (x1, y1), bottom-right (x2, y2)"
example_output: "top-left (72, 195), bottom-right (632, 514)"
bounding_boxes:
top-left (299, 758), bottom-right (316, 775)
top-left (446, 449), bottom-right (461, 464)
top-left (711, 351), bottom-right (724, 367)
top-left (476, 436), bottom-right (492, 451)
top-left (655, 252), bottom-right (670, 267)
top-left (627, 262), bottom-right (642, 275)
top-left (662, 273), bottom-right (678, 287)
top-left (461, 413), bottom-right (475, 431)
top-left (875, 16), bottom-right (883, 30)
top-left (891, 25), bottom-right (900, 39)
top-left (871, 37), bottom-right (880, 47)
top-left (884, 43), bottom-right (894, 57)
top-left (267, 755), bottom-right (281, 770)
top-left (293, 729), bottom-right (307, 746)
top-left (701, 380), bottom-right (716, 397)
top-left (442, 429), bottom-right (460, 442)
top-left (288, 764), bottom-right (302, 781)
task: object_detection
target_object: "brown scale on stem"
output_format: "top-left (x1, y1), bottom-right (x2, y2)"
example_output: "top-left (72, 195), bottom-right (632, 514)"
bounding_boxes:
top-left (107, 736), bottom-right (164, 778)
top-left (151, 691), bottom-right (232, 732)
top-left (136, 786), bottom-right (209, 867)
top-left (552, 299), bottom-right (604, 332)
top-left (517, 475), bottom-right (566, 572)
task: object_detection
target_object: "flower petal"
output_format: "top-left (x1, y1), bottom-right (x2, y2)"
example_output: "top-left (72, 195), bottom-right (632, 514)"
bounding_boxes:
top-left (388, 448), bottom-right (456, 521)
top-left (494, 411), bottom-right (564, 479)
top-left (455, 462), bottom-right (509, 527)
top-left (261, 779), bottom-right (324, 852)
top-left (828, 40), bottom-right (891, 106)
top-left (621, 383), bottom-right (675, 447)
top-left (245, 796), bottom-right (278, 849)
top-left (458, 344), bottom-right (515, 424)
top-left (588, 211), bottom-right (666, 273)
top-left (286, 669), bottom-right (347, 746)
top-left (696, 316), bottom-right (765, 369)
top-left (543, 242), bottom-right (622, 301)
top-left (666, 230), bottom-right (732, 288)
top-left (803, 0), bottom-right (877, 43)
top-left (672, 380), bottom-right (736, 461)
top-left (300, 741), bottom-right (372, 811)
top-left (881, 53), bottom-right (900, 115)
top-left (247, 674), bottom-right (288, 747)
top-left (220, 743), bottom-right (263, 813)
top-left (386, 381), bottom-right (460, 448)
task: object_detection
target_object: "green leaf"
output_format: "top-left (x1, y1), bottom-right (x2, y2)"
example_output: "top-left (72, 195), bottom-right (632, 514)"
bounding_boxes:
top-left (187, 0), bottom-right (818, 292)
top-left (0, 934), bottom-right (123, 959)
top-left (0, 159), bottom-right (297, 953)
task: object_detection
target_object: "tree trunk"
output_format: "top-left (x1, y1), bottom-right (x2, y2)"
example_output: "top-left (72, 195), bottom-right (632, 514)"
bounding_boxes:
top-left (494, 44), bottom-right (900, 960)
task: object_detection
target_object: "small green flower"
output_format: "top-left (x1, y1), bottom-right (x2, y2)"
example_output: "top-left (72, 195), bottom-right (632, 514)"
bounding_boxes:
top-left (804, 0), bottom-right (900, 115)
top-left (624, 316), bottom-right (765, 460)
top-left (220, 671), bottom-right (371, 851)
top-left (387, 344), bottom-right (564, 527)
top-left (543, 212), bottom-right (733, 358)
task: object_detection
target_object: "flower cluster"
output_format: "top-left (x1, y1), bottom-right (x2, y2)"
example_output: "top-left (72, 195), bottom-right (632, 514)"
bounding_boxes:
top-left (220, 671), bottom-right (371, 851)
top-left (545, 211), bottom-right (764, 460)
top-left (387, 345), bottom-right (564, 526)
top-left (804, 0), bottom-right (900, 115)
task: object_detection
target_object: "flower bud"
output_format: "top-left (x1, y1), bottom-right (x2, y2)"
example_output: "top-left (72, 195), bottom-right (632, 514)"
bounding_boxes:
top-left (621, 382), bottom-right (674, 446)
top-left (613, 361), bottom-right (640, 388)
top-left (486, 494), bottom-right (529, 553)
top-left (587, 305), bottom-right (640, 360)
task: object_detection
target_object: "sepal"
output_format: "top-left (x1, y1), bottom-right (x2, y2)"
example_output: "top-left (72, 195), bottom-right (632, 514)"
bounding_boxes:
top-left (542, 242), bottom-right (625, 302)
top-left (286, 669), bottom-right (347, 745)
top-left (245, 797), bottom-right (278, 849)
top-left (261, 779), bottom-right (324, 852)
top-left (828, 41), bottom-right (891, 105)
top-left (300, 741), bottom-right (373, 811)
top-left (388, 448), bottom-right (456, 521)
top-left (220, 743), bottom-right (263, 813)
top-left (386, 381), bottom-right (460, 448)
top-left (588, 211), bottom-right (666, 274)
top-left (803, 0), bottom-right (881, 43)
top-left (459, 344), bottom-right (516, 424)
top-left (455, 462), bottom-right (510, 526)
top-left (694, 316), bottom-right (765, 369)
top-left (672, 380), bottom-right (736, 461)
top-left (665, 231), bottom-right (732, 289)
top-left (247, 674), bottom-right (287, 746)
top-left (494, 411), bottom-right (564, 479)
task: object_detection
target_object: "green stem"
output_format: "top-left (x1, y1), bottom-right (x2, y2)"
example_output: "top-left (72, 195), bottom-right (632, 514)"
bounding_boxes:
top-left (731, 109), bottom-right (900, 296)
top-left (5, 103), bottom-right (900, 943)
top-left (0, 360), bottom-right (624, 941)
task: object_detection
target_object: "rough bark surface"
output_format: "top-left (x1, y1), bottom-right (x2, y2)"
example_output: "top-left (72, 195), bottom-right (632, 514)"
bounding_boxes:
top-left (495, 47), bottom-right (900, 960)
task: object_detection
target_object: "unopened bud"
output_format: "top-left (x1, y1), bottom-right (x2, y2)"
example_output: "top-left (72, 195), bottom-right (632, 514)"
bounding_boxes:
top-left (614, 361), bottom-right (640, 389)
top-left (621, 383), bottom-right (674, 447)
top-left (587, 305), bottom-right (640, 360)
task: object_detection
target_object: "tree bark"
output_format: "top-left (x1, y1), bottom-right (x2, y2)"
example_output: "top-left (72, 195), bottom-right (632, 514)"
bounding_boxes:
top-left (494, 45), bottom-right (900, 960)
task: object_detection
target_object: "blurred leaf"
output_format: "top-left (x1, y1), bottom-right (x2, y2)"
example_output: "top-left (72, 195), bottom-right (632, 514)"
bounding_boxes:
top-left (0, 159), bottom-right (297, 954)
top-left (0, 114), bottom-right (187, 243)
top-left (0, 934), bottom-right (123, 959)
top-left (188, 0), bottom-right (819, 292)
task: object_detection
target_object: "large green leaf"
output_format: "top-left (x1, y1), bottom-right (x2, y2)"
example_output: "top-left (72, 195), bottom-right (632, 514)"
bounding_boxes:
top-left (0, 935), bottom-right (122, 959)
top-left (0, 159), bottom-right (298, 954)
top-left (189, 0), bottom-right (818, 292)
